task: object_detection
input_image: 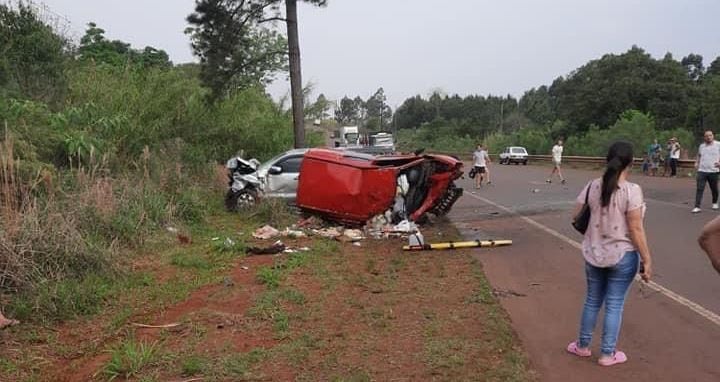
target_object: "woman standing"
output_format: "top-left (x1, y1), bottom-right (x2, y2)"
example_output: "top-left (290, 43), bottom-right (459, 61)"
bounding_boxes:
top-left (566, 141), bottom-right (652, 366)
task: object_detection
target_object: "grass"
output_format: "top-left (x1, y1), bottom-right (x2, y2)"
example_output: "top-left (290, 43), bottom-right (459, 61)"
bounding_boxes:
top-left (221, 348), bottom-right (268, 378)
top-left (103, 338), bottom-right (160, 380)
top-left (180, 354), bottom-right (209, 377)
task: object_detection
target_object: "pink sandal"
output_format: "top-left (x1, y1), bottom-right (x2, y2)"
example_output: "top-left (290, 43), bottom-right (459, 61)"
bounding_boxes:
top-left (566, 341), bottom-right (592, 357)
top-left (598, 351), bottom-right (627, 366)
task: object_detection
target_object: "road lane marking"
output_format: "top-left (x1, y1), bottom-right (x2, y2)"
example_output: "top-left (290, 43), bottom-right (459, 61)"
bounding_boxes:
top-left (465, 192), bottom-right (720, 327)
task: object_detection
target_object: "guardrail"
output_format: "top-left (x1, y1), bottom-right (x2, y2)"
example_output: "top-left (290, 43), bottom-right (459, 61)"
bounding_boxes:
top-left (437, 152), bottom-right (695, 170)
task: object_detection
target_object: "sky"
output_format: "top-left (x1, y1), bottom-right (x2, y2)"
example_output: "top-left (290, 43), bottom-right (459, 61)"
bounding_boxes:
top-left (38, 0), bottom-right (720, 108)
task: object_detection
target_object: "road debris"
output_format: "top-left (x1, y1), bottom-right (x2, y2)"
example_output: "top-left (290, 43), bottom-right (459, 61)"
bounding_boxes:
top-left (253, 225), bottom-right (280, 240)
top-left (492, 288), bottom-right (527, 298)
top-left (281, 228), bottom-right (306, 238)
top-left (313, 227), bottom-right (343, 238)
top-left (131, 322), bottom-right (182, 329)
top-left (246, 241), bottom-right (286, 255)
top-left (403, 239), bottom-right (512, 251)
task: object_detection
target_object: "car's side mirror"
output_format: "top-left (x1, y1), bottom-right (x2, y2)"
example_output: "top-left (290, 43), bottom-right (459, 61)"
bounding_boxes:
top-left (268, 166), bottom-right (283, 175)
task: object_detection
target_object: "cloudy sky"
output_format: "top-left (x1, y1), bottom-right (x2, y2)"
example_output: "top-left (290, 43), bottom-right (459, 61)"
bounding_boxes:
top-left (40, 0), bottom-right (720, 107)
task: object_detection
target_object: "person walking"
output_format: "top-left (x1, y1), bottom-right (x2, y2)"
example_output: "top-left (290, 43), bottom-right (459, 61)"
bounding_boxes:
top-left (566, 141), bottom-right (652, 367)
top-left (472, 143), bottom-right (491, 189)
top-left (546, 139), bottom-right (566, 184)
top-left (669, 137), bottom-right (681, 178)
top-left (692, 130), bottom-right (720, 213)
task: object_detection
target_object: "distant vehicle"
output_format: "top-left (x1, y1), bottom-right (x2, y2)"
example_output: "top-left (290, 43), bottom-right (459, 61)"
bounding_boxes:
top-left (296, 148), bottom-right (464, 224)
top-left (499, 146), bottom-right (529, 165)
top-left (333, 126), bottom-right (360, 147)
top-left (225, 148), bottom-right (309, 210)
top-left (345, 132), bottom-right (396, 155)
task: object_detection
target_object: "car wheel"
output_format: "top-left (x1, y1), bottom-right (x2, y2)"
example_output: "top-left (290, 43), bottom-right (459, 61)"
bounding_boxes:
top-left (225, 189), bottom-right (258, 212)
top-left (523, 160), bottom-right (528, 165)
top-left (514, 161), bottom-right (519, 165)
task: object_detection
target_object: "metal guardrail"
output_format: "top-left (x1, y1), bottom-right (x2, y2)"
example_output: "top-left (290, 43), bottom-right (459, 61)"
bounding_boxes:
top-left (437, 153), bottom-right (695, 169)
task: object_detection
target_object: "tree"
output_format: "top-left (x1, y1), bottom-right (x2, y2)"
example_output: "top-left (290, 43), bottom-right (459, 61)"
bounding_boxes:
top-left (0, 2), bottom-right (68, 104)
top-left (708, 57), bottom-right (720, 77)
top-left (306, 93), bottom-right (331, 120)
top-left (186, 0), bottom-right (328, 148)
top-left (681, 53), bottom-right (705, 82)
top-left (186, 1), bottom-right (288, 100)
top-left (79, 23), bottom-right (171, 68)
top-left (334, 96), bottom-right (358, 124)
top-left (365, 87), bottom-right (392, 131)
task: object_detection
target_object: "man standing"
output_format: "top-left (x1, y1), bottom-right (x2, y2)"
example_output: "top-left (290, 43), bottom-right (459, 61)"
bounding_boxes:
top-left (546, 139), bottom-right (566, 184)
top-left (669, 137), bottom-right (681, 178)
top-left (472, 143), bottom-right (491, 189)
top-left (692, 131), bottom-right (720, 213)
top-left (648, 139), bottom-right (662, 177)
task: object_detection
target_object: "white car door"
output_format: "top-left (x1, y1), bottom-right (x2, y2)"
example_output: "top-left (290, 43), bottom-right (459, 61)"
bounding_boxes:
top-left (265, 155), bottom-right (303, 198)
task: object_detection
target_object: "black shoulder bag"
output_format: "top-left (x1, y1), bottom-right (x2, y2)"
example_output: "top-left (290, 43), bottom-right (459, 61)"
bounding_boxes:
top-left (572, 181), bottom-right (592, 234)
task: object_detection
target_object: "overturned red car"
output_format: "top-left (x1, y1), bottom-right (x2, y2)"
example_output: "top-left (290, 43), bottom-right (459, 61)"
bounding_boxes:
top-left (296, 148), bottom-right (464, 224)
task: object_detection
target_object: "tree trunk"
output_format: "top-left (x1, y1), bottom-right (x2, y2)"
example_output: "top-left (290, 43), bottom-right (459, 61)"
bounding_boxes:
top-left (286, 0), bottom-right (305, 148)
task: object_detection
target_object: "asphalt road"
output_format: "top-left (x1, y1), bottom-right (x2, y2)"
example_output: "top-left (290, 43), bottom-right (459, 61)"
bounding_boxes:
top-left (448, 163), bottom-right (720, 381)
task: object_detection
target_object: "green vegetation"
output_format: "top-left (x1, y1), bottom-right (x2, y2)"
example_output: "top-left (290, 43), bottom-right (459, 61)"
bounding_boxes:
top-left (395, 47), bottom-right (720, 156)
top-left (0, 3), bottom-right (307, 323)
top-left (103, 338), bottom-right (160, 380)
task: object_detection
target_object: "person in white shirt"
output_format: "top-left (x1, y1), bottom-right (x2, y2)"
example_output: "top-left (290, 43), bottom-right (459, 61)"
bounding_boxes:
top-left (472, 144), bottom-right (491, 189)
top-left (669, 137), bottom-right (681, 177)
top-left (546, 139), bottom-right (566, 184)
top-left (692, 131), bottom-right (720, 213)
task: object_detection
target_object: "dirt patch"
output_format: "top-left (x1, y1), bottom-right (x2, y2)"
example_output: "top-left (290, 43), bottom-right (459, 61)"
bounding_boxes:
top-left (0, 218), bottom-right (533, 381)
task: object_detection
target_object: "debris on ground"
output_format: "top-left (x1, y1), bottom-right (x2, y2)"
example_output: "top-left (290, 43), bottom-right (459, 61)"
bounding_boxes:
top-left (281, 228), bottom-right (307, 238)
top-left (492, 288), bottom-right (527, 298)
top-left (297, 215), bottom-right (324, 229)
top-left (392, 219), bottom-right (418, 233)
top-left (352, 242), bottom-right (362, 247)
top-left (313, 227), bottom-right (343, 238)
top-left (246, 240), bottom-right (286, 255)
top-left (240, 266), bottom-right (249, 270)
top-left (342, 229), bottom-right (364, 242)
top-left (223, 276), bottom-right (235, 287)
top-left (403, 239), bottom-right (513, 251)
top-left (131, 322), bottom-right (182, 329)
top-left (253, 225), bottom-right (280, 240)
top-left (166, 226), bottom-right (179, 234)
top-left (224, 238), bottom-right (236, 247)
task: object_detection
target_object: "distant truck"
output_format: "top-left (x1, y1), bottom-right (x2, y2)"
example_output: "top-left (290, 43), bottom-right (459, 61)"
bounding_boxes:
top-left (333, 126), bottom-right (360, 147)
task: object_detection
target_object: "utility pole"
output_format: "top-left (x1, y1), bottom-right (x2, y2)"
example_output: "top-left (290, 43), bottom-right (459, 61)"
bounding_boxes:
top-left (286, 0), bottom-right (305, 148)
top-left (499, 98), bottom-right (504, 134)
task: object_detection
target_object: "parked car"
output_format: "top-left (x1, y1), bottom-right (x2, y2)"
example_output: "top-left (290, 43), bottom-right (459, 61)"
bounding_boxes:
top-left (296, 148), bottom-right (464, 225)
top-left (499, 146), bottom-right (529, 165)
top-left (225, 148), bottom-right (309, 211)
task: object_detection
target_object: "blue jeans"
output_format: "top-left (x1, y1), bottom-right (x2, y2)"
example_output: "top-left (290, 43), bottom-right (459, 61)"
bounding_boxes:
top-left (577, 251), bottom-right (639, 355)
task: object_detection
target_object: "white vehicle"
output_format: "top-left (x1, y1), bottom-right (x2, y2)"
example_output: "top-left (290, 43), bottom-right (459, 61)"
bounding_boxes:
top-left (334, 126), bottom-right (360, 147)
top-left (225, 148), bottom-right (309, 210)
top-left (499, 146), bottom-right (529, 165)
top-left (370, 132), bottom-right (395, 150)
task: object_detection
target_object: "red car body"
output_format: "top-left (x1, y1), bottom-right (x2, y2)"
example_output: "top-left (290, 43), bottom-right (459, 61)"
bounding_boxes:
top-left (296, 149), bottom-right (464, 224)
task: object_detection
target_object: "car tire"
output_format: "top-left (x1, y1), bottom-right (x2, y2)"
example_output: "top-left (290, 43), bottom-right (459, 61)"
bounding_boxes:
top-left (225, 189), bottom-right (258, 212)
top-left (514, 161), bottom-right (519, 165)
top-left (523, 160), bottom-right (528, 165)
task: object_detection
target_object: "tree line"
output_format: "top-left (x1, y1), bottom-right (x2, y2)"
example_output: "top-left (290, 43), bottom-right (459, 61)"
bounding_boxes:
top-left (393, 46), bottom-right (720, 155)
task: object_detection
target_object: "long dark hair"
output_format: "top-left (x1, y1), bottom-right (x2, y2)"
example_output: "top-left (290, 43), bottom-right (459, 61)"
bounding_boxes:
top-left (601, 141), bottom-right (634, 207)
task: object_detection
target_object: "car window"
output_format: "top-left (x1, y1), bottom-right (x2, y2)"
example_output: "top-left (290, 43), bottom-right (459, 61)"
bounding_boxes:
top-left (276, 156), bottom-right (303, 173)
top-left (511, 148), bottom-right (526, 154)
